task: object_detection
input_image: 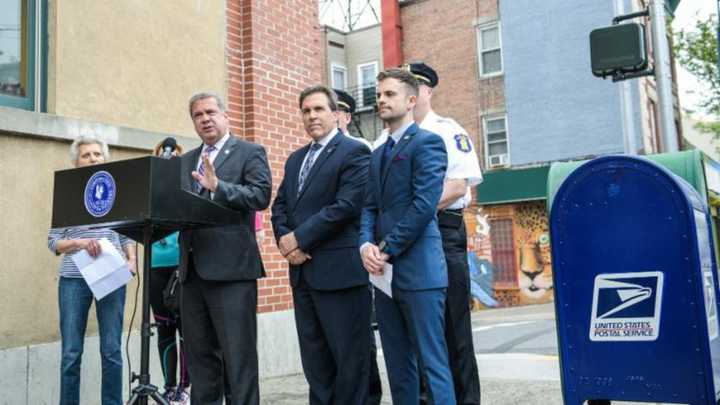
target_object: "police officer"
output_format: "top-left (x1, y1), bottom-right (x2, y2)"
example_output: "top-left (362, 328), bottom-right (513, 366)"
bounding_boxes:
top-left (334, 88), bottom-right (373, 149)
top-left (404, 62), bottom-right (484, 405)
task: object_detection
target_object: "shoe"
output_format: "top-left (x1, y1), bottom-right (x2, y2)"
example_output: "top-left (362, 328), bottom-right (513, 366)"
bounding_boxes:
top-left (172, 386), bottom-right (189, 405)
top-left (160, 386), bottom-right (176, 403)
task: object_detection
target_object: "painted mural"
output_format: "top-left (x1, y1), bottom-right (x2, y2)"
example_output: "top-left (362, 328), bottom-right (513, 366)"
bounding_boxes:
top-left (465, 201), bottom-right (554, 307)
top-left (464, 208), bottom-right (499, 309)
top-left (514, 202), bottom-right (554, 302)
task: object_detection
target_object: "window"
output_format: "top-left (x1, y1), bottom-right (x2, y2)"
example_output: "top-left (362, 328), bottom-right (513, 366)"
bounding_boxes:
top-left (477, 22), bottom-right (502, 77)
top-left (331, 64), bottom-right (347, 90)
top-left (0, 0), bottom-right (42, 110)
top-left (356, 61), bottom-right (378, 108)
top-left (489, 218), bottom-right (517, 284)
top-left (483, 115), bottom-right (509, 168)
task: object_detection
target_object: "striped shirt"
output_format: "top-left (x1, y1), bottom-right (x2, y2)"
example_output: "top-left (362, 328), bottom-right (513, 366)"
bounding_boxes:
top-left (48, 227), bottom-right (134, 278)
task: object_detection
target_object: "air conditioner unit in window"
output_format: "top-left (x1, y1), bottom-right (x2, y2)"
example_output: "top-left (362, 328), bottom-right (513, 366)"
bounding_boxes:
top-left (488, 153), bottom-right (508, 168)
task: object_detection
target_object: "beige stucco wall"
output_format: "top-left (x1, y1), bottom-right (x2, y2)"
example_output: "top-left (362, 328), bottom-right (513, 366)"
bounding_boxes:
top-left (47, 0), bottom-right (227, 136)
top-left (0, 132), bottom-right (146, 348)
top-left (0, 0), bottom-right (226, 349)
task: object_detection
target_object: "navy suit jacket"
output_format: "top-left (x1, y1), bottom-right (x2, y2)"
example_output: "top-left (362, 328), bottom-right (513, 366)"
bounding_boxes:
top-left (271, 131), bottom-right (371, 291)
top-left (359, 123), bottom-right (448, 291)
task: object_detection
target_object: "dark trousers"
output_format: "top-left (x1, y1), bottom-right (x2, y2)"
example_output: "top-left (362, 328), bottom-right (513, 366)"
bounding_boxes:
top-left (180, 263), bottom-right (259, 405)
top-left (440, 218), bottom-right (481, 405)
top-left (149, 267), bottom-right (189, 389)
top-left (368, 287), bottom-right (383, 405)
top-left (292, 275), bottom-right (371, 405)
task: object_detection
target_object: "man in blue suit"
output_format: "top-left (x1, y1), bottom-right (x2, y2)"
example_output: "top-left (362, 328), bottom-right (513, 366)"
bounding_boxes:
top-left (359, 68), bottom-right (455, 404)
top-left (271, 85), bottom-right (372, 405)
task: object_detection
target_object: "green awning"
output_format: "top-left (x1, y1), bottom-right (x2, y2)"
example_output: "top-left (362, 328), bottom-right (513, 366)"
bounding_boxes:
top-left (476, 165), bottom-right (550, 205)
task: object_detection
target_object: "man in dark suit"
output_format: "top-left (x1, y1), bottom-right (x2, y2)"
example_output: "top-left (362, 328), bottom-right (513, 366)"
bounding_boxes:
top-left (359, 69), bottom-right (455, 404)
top-left (271, 85), bottom-right (372, 405)
top-left (333, 88), bottom-right (383, 405)
top-left (179, 92), bottom-right (272, 405)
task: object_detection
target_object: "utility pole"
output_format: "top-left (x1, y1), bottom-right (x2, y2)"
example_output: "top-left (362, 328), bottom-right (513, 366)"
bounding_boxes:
top-left (651, 0), bottom-right (679, 152)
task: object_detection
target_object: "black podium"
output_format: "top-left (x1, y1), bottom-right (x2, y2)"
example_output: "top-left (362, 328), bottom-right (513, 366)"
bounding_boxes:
top-left (51, 156), bottom-right (242, 405)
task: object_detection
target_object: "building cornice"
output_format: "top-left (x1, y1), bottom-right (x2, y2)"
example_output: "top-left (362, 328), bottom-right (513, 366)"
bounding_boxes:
top-left (0, 106), bottom-right (197, 151)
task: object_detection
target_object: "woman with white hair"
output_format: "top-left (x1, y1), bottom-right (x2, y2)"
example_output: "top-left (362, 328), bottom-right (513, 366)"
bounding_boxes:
top-left (47, 135), bottom-right (137, 405)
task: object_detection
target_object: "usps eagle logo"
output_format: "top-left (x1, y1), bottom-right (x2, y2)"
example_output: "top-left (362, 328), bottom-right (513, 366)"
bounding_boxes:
top-left (589, 272), bottom-right (663, 341)
top-left (84, 171), bottom-right (117, 218)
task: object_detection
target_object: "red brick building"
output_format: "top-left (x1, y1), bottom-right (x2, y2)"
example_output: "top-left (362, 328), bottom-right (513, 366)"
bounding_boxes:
top-left (390, 0), bottom-right (683, 307)
top-left (225, 0), bottom-right (323, 313)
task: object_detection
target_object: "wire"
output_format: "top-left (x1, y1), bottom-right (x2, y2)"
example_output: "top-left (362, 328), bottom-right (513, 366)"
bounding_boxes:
top-left (125, 242), bottom-right (141, 396)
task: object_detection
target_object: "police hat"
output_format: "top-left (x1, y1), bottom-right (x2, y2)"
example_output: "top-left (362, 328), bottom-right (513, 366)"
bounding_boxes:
top-left (401, 62), bottom-right (438, 87)
top-left (333, 89), bottom-right (356, 113)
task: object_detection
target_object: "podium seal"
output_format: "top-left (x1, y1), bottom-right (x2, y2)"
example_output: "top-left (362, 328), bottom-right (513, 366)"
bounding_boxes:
top-left (84, 170), bottom-right (117, 217)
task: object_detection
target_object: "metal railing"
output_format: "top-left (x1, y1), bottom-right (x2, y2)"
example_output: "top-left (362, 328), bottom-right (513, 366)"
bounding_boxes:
top-left (343, 84), bottom-right (377, 110)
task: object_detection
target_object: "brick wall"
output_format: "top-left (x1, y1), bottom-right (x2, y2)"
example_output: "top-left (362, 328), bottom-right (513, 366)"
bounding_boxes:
top-left (226, 0), bottom-right (323, 313)
top-left (400, 0), bottom-right (503, 168)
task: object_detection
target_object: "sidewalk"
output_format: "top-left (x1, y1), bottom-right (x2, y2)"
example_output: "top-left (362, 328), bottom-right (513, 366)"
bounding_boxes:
top-left (259, 305), bottom-right (566, 404)
top-left (259, 353), bottom-right (564, 405)
top-left (260, 371), bottom-right (563, 405)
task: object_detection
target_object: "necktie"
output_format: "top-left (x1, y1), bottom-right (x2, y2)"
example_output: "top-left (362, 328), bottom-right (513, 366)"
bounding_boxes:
top-left (298, 143), bottom-right (322, 192)
top-left (196, 145), bottom-right (216, 193)
top-left (381, 136), bottom-right (396, 174)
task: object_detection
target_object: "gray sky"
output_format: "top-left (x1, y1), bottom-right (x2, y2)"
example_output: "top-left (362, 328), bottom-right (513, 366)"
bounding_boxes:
top-left (319, 0), bottom-right (381, 31)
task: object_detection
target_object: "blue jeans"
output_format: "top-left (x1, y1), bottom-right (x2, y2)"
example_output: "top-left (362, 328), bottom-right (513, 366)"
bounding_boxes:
top-left (58, 277), bottom-right (126, 405)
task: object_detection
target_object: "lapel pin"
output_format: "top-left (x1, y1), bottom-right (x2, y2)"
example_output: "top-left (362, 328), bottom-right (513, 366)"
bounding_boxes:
top-left (403, 136), bottom-right (410, 140)
top-left (225, 150), bottom-right (230, 154)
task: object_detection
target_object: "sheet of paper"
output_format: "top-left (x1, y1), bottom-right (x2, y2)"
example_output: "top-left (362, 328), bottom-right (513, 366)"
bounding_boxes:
top-left (72, 238), bottom-right (132, 300)
top-left (89, 267), bottom-right (133, 300)
top-left (370, 263), bottom-right (393, 298)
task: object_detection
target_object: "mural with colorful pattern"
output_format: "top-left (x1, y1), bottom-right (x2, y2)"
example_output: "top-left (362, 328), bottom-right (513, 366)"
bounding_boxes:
top-left (466, 201), bottom-right (554, 307)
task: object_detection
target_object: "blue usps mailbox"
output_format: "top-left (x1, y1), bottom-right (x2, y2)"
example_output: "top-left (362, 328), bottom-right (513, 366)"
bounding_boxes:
top-left (550, 155), bottom-right (720, 405)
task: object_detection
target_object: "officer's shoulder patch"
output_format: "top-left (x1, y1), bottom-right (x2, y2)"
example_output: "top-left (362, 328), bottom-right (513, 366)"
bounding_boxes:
top-left (454, 133), bottom-right (472, 153)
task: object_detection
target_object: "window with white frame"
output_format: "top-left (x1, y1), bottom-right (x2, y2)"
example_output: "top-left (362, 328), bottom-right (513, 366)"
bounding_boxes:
top-left (331, 63), bottom-right (347, 90)
top-left (484, 115), bottom-right (509, 168)
top-left (356, 61), bottom-right (378, 108)
top-left (477, 22), bottom-right (502, 77)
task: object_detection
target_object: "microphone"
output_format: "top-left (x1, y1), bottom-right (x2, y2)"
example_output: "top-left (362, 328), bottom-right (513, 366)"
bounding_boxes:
top-left (160, 137), bottom-right (177, 159)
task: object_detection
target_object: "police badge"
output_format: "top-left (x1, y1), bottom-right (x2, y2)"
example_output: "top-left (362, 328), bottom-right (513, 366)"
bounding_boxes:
top-left (454, 134), bottom-right (472, 153)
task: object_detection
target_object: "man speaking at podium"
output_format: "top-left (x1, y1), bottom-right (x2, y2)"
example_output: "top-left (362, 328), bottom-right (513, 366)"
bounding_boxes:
top-left (179, 92), bottom-right (272, 405)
